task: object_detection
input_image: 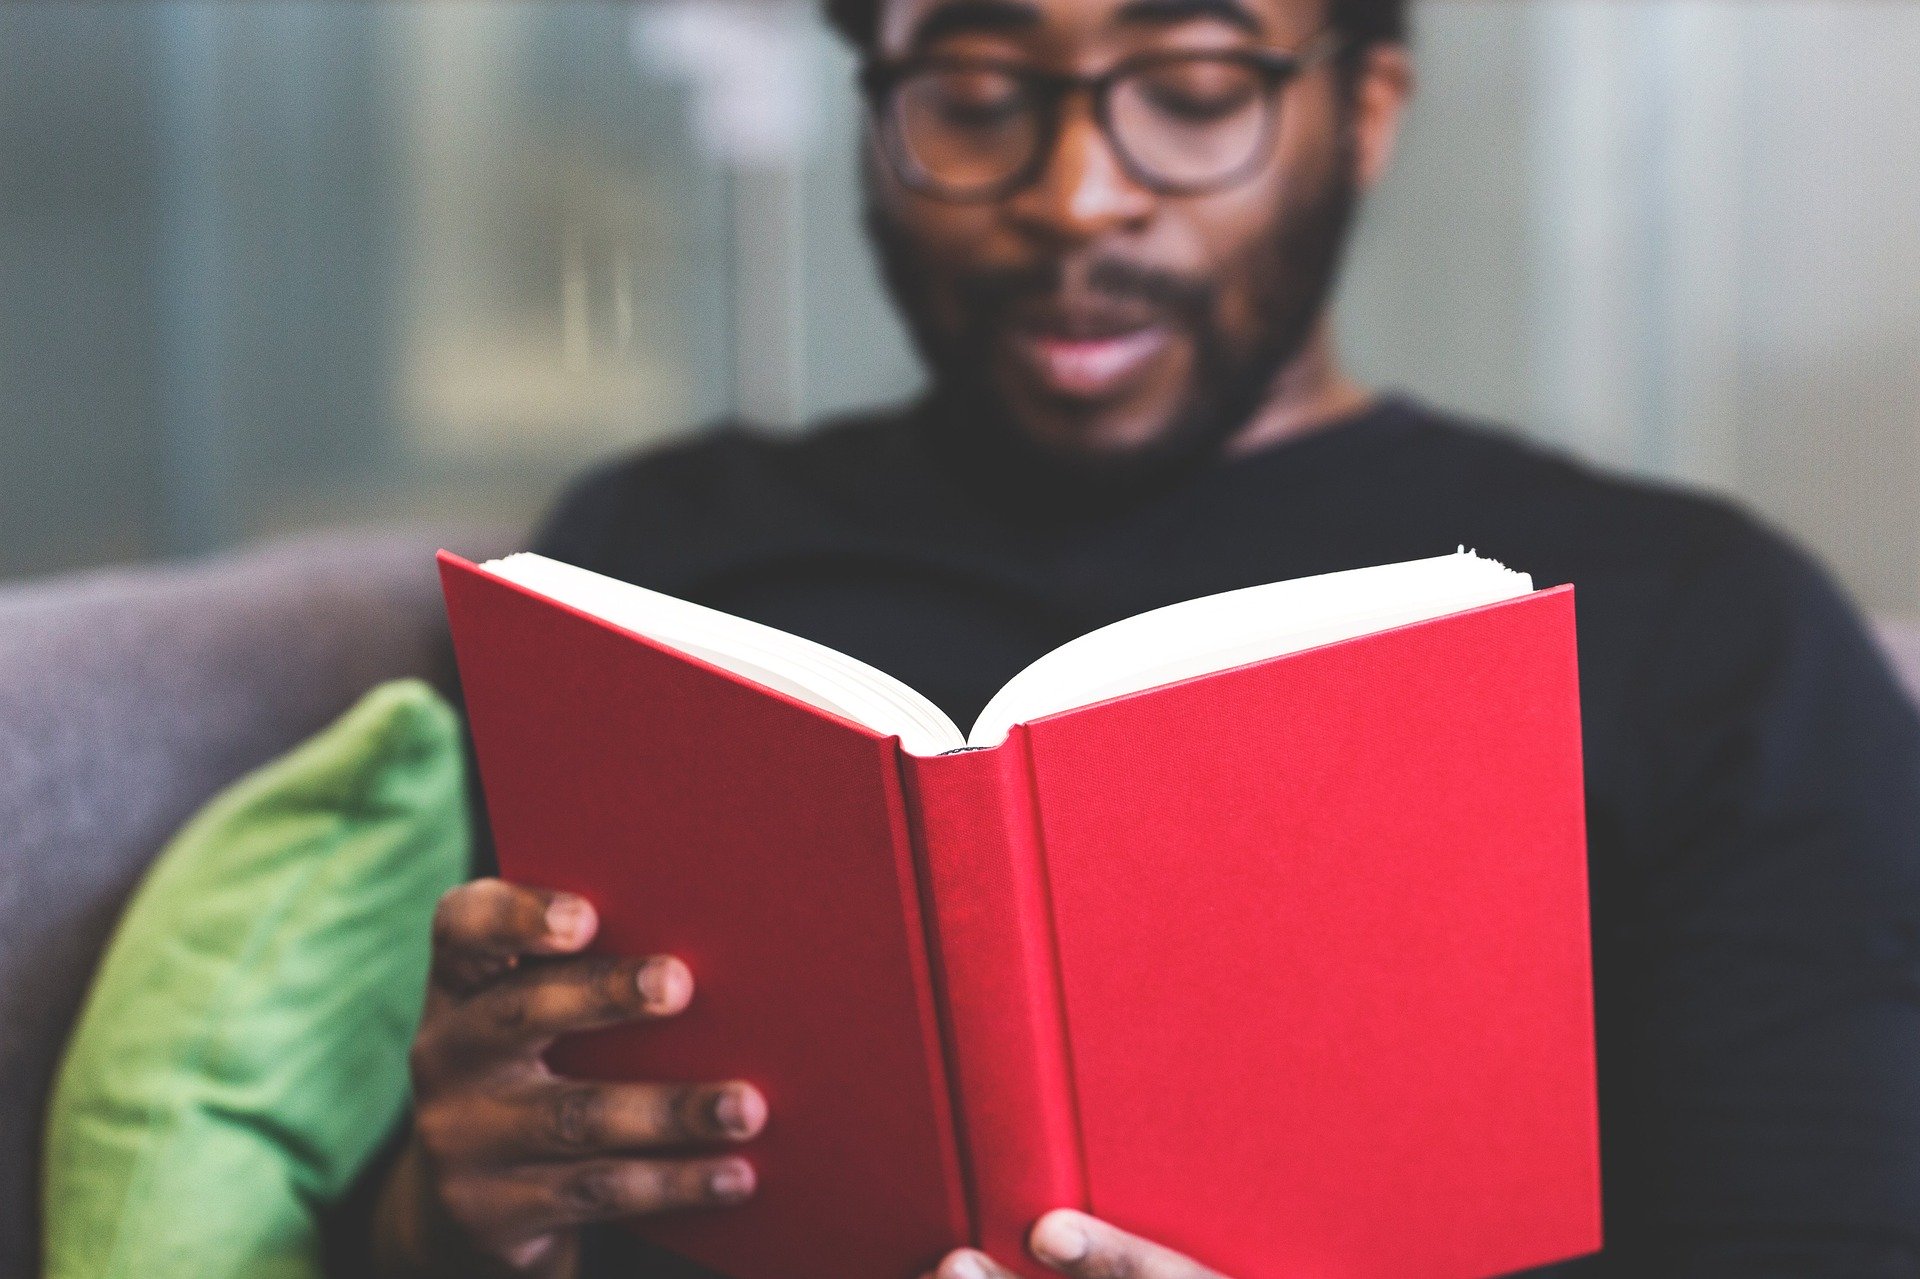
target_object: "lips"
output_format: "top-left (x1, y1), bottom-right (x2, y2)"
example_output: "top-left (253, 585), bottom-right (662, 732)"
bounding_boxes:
top-left (1009, 327), bottom-right (1172, 400)
top-left (1001, 301), bottom-right (1174, 401)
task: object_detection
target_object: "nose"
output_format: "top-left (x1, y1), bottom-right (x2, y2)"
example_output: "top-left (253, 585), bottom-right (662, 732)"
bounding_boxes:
top-left (1004, 96), bottom-right (1156, 245)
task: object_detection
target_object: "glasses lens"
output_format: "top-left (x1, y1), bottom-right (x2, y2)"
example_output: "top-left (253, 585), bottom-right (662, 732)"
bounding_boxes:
top-left (1110, 58), bottom-right (1273, 189)
top-left (892, 66), bottom-right (1039, 195)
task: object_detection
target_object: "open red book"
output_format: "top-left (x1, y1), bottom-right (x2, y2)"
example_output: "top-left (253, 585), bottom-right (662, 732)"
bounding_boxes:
top-left (439, 549), bottom-right (1600, 1279)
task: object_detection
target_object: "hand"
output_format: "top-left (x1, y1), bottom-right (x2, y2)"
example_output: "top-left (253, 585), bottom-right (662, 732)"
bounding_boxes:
top-left (927, 1210), bottom-right (1228, 1279)
top-left (372, 878), bottom-right (768, 1278)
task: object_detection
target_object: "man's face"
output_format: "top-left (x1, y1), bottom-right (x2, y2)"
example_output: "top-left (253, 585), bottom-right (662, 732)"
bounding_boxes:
top-left (863, 0), bottom-right (1402, 471)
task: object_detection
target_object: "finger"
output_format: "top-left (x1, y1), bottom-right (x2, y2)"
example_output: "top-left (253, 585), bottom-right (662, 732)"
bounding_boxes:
top-left (436, 953), bottom-right (692, 1059)
top-left (432, 880), bottom-right (597, 993)
top-left (435, 1156), bottom-right (749, 1262)
top-left (519, 1154), bottom-right (757, 1232)
top-left (1028, 1210), bottom-right (1223, 1279)
top-left (473, 1079), bottom-right (768, 1160)
top-left (934, 1249), bottom-right (1023, 1279)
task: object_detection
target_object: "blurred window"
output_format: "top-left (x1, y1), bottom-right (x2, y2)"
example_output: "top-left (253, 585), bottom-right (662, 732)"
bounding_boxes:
top-left (2, 1), bottom-right (1916, 616)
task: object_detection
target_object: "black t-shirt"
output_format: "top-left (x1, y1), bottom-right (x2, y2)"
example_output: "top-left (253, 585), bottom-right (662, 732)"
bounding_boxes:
top-left (523, 393), bottom-right (1920, 1275)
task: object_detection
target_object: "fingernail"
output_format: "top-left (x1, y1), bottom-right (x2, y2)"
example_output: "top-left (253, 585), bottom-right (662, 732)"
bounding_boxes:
top-left (636, 957), bottom-right (691, 1010)
top-left (946, 1252), bottom-right (990, 1279)
top-left (1031, 1212), bottom-right (1089, 1264)
top-left (504, 1236), bottom-right (559, 1268)
top-left (712, 1084), bottom-right (766, 1137)
top-left (708, 1160), bottom-right (755, 1201)
top-left (545, 895), bottom-right (592, 945)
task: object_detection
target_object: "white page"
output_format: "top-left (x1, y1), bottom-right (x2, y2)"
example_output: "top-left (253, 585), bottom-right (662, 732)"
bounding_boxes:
top-left (482, 554), bottom-right (967, 755)
top-left (966, 551), bottom-right (1533, 746)
top-left (479, 550), bottom-right (1532, 758)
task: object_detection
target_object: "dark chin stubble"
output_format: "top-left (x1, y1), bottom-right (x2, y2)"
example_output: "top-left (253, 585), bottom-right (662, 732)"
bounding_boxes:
top-left (863, 108), bottom-right (1362, 497)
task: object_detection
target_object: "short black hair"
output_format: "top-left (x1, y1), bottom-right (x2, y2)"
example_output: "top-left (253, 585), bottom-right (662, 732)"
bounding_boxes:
top-left (820, 0), bottom-right (1410, 55)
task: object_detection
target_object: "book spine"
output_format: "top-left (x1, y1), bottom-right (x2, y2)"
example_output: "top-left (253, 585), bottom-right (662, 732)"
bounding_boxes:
top-left (901, 731), bottom-right (1085, 1274)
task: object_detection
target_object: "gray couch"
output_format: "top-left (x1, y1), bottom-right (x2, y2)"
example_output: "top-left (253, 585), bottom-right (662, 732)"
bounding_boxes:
top-left (0, 525), bottom-right (514, 1278)
top-left (1, 531), bottom-right (1916, 1279)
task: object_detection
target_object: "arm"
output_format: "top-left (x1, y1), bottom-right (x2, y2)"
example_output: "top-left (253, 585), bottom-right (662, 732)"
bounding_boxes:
top-left (1577, 531), bottom-right (1920, 1273)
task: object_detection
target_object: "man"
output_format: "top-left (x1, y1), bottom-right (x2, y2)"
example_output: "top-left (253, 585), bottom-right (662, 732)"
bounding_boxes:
top-left (365, 0), bottom-right (1920, 1273)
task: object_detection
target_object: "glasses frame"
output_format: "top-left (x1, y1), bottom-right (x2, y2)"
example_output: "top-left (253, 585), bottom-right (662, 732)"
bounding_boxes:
top-left (859, 30), bottom-right (1343, 202)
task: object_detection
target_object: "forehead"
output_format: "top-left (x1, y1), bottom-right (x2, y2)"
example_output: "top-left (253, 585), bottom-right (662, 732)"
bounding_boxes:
top-left (875, 0), bottom-right (1324, 54)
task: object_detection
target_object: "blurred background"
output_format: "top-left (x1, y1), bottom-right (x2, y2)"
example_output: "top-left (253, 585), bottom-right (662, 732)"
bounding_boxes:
top-left (3, 0), bottom-right (1917, 613)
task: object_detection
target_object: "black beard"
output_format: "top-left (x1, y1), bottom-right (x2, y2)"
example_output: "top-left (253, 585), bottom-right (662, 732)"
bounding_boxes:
top-left (864, 113), bottom-right (1361, 507)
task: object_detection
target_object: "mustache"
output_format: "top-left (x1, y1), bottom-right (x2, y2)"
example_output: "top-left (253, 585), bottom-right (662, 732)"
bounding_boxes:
top-left (955, 255), bottom-right (1214, 322)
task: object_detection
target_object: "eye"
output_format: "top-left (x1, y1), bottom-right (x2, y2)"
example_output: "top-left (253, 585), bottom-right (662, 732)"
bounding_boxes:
top-left (918, 68), bottom-right (1029, 130)
top-left (1133, 61), bottom-right (1261, 124)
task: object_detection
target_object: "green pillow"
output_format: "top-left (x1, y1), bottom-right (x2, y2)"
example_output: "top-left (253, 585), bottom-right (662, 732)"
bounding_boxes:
top-left (43, 679), bottom-right (470, 1279)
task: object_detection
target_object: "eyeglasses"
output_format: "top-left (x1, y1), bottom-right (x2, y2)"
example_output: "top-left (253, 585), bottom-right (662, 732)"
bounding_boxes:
top-left (860, 32), bottom-right (1341, 202)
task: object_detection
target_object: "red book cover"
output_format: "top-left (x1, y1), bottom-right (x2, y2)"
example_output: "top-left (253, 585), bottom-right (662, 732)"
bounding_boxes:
top-left (441, 551), bottom-right (1600, 1279)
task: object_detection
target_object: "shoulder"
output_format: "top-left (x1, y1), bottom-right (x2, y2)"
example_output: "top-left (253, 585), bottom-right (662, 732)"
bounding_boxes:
top-left (528, 407), bottom-right (915, 578)
top-left (1380, 396), bottom-right (1773, 587)
top-left (1378, 397), bottom-right (1900, 737)
top-left (1466, 409), bottom-right (1836, 616)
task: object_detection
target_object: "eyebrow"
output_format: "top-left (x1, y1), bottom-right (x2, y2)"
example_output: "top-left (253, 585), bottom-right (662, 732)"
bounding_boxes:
top-left (906, 0), bottom-right (1043, 51)
top-left (1112, 0), bottom-right (1265, 36)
